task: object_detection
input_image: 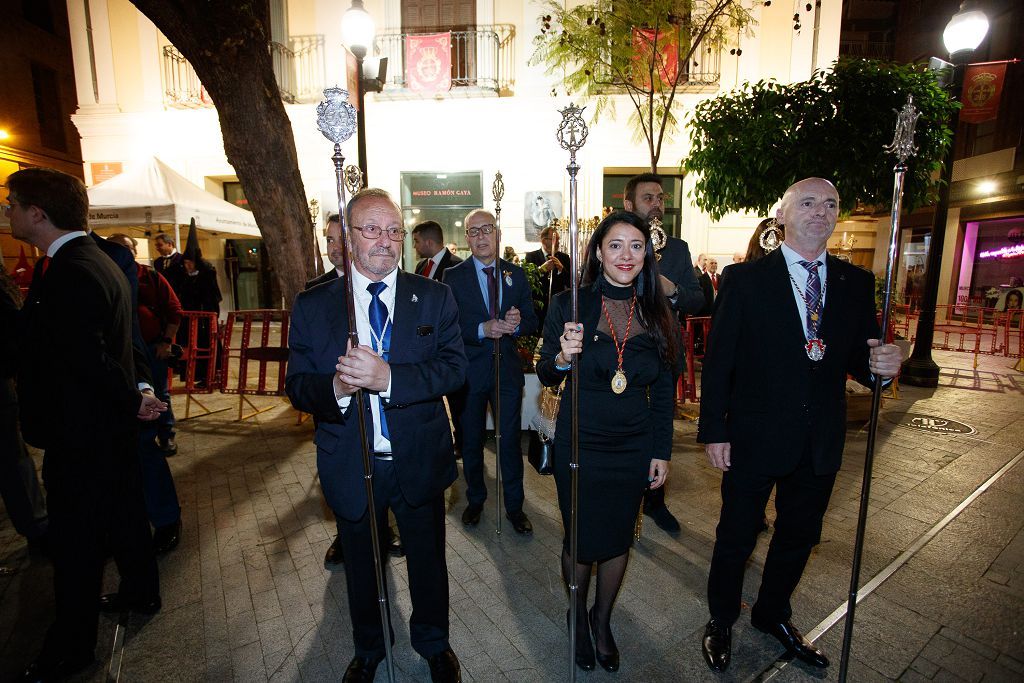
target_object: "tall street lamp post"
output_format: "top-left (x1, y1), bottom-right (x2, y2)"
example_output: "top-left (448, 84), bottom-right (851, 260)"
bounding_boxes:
top-left (901, 0), bottom-right (990, 387)
top-left (341, 0), bottom-right (374, 184)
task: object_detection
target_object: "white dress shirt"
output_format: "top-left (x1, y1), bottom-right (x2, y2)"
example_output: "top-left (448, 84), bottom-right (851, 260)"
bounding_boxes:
top-left (336, 267), bottom-right (397, 453)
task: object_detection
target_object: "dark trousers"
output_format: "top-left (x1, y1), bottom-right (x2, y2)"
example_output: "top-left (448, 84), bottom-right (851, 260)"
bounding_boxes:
top-left (337, 460), bottom-right (449, 659)
top-left (458, 381), bottom-right (525, 512)
top-left (41, 446), bottom-right (159, 659)
top-left (707, 451), bottom-right (836, 625)
top-left (148, 345), bottom-right (175, 442)
top-left (0, 379), bottom-right (47, 539)
top-left (138, 425), bottom-right (181, 528)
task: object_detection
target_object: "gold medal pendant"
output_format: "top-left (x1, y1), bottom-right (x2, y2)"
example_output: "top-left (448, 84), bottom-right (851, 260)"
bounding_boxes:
top-left (611, 369), bottom-right (628, 394)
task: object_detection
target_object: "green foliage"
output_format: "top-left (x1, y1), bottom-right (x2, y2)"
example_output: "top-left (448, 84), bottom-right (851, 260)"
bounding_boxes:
top-left (522, 261), bottom-right (544, 298)
top-left (530, 0), bottom-right (752, 171)
top-left (518, 261), bottom-right (544, 370)
top-left (684, 58), bottom-right (959, 220)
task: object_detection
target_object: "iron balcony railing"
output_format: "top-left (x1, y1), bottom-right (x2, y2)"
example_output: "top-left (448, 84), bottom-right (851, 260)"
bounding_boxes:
top-left (374, 25), bottom-right (515, 96)
top-left (162, 36), bottom-right (325, 108)
top-left (592, 32), bottom-right (721, 93)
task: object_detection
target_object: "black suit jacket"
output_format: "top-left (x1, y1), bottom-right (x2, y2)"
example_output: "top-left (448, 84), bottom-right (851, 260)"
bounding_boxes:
top-left (17, 236), bottom-right (141, 456)
top-left (443, 258), bottom-right (539, 393)
top-left (415, 250), bottom-right (462, 281)
top-left (304, 268), bottom-right (340, 290)
top-left (697, 272), bottom-right (716, 316)
top-left (285, 272), bottom-right (467, 521)
top-left (656, 236), bottom-right (705, 316)
top-left (154, 252), bottom-right (185, 293)
top-left (524, 248), bottom-right (571, 297)
top-left (696, 249), bottom-right (878, 476)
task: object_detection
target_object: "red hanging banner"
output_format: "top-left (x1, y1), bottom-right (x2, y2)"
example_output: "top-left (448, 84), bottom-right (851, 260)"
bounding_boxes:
top-left (405, 32), bottom-right (452, 93)
top-left (960, 61), bottom-right (1008, 124)
top-left (631, 28), bottom-right (679, 89)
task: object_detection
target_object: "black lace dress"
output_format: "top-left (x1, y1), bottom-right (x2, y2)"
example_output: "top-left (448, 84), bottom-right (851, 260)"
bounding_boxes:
top-left (536, 277), bottom-right (675, 562)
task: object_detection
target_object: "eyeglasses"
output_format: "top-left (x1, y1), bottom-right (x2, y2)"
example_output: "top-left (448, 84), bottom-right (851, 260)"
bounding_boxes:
top-left (465, 224), bottom-right (496, 237)
top-left (352, 225), bottom-right (406, 241)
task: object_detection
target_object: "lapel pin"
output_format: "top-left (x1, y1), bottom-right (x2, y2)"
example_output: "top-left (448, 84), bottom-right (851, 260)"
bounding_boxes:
top-left (503, 269), bottom-right (513, 287)
top-left (411, 294), bottom-right (419, 302)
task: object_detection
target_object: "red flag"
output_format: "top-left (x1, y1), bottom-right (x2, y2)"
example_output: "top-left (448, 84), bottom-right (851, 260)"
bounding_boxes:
top-left (961, 61), bottom-right (1008, 124)
top-left (405, 33), bottom-right (452, 94)
top-left (632, 28), bottom-right (679, 88)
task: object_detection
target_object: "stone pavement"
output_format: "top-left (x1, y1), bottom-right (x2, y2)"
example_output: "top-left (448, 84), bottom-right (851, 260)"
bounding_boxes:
top-left (0, 350), bottom-right (1021, 682)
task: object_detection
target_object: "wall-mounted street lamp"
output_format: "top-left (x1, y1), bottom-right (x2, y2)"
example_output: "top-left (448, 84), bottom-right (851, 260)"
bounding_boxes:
top-left (901, 0), bottom-right (990, 387)
top-left (342, 0), bottom-right (375, 184)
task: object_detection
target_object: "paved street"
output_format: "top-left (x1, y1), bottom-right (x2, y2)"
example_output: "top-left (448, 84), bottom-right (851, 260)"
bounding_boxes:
top-left (1, 349), bottom-right (1021, 682)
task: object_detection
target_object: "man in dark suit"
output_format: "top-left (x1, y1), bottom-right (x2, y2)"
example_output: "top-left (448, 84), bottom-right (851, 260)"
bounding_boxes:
top-left (286, 189), bottom-right (466, 683)
top-left (524, 225), bottom-right (570, 328)
top-left (153, 232), bottom-right (185, 294)
top-left (413, 220), bottom-right (462, 281)
top-left (7, 168), bottom-right (164, 682)
top-left (697, 257), bottom-right (719, 316)
top-left (622, 173), bottom-right (704, 534)
top-left (697, 178), bottom-right (902, 672)
top-left (443, 209), bottom-right (538, 535)
top-left (306, 213), bottom-right (343, 290)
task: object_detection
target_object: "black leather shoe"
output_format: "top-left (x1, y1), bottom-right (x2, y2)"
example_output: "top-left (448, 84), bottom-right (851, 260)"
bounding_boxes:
top-left (324, 536), bottom-right (344, 570)
top-left (20, 653), bottom-right (94, 682)
top-left (567, 609), bottom-right (595, 671)
top-left (461, 503), bottom-right (483, 527)
top-left (702, 619), bottom-right (732, 672)
top-left (342, 654), bottom-right (383, 683)
top-left (153, 519), bottom-right (182, 554)
top-left (98, 592), bottom-right (162, 615)
top-left (589, 607), bottom-right (619, 672)
top-left (427, 647), bottom-right (461, 683)
top-left (158, 437), bottom-right (178, 457)
top-left (643, 503), bottom-right (681, 533)
top-left (751, 618), bottom-right (829, 668)
top-left (506, 510), bottom-right (533, 535)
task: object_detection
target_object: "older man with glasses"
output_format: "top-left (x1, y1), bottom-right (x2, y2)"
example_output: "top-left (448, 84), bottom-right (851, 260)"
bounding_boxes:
top-left (443, 209), bottom-right (538, 535)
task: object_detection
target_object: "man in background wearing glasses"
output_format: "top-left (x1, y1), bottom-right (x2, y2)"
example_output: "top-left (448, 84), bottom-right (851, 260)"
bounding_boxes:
top-left (443, 209), bottom-right (539, 535)
top-left (286, 189), bottom-right (467, 683)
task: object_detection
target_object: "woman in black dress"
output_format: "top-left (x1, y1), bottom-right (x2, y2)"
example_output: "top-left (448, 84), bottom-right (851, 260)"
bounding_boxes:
top-left (536, 211), bottom-right (678, 672)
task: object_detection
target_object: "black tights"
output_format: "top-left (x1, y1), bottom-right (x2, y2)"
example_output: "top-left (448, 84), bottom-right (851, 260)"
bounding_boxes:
top-left (561, 549), bottom-right (628, 654)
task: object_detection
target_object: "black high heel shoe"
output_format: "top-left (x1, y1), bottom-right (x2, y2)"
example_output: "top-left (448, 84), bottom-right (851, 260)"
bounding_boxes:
top-left (589, 607), bottom-right (620, 672)
top-left (566, 609), bottom-right (595, 671)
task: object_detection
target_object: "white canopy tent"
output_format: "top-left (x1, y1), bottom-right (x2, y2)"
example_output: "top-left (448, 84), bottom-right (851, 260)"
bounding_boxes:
top-left (85, 157), bottom-right (261, 243)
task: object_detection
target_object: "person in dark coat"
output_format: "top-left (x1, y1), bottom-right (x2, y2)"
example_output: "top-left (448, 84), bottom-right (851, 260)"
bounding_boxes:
top-left (286, 189), bottom-right (466, 683)
top-left (524, 225), bottom-right (571, 329)
top-left (7, 168), bottom-right (164, 682)
top-left (698, 178), bottom-right (902, 673)
top-left (413, 220), bottom-right (462, 281)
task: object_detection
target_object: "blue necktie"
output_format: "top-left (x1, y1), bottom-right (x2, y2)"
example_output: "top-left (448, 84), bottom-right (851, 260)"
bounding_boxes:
top-left (366, 281), bottom-right (391, 440)
top-left (798, 260), bottom-right (822, 339)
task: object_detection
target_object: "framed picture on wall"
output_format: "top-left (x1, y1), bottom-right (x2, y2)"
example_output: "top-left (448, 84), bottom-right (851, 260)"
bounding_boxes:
top-left (524, 191), bottom-right (561, 241)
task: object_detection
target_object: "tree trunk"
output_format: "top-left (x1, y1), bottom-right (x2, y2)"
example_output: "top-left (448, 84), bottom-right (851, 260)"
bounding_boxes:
top-left (130, 0), bottom-right (315, 308)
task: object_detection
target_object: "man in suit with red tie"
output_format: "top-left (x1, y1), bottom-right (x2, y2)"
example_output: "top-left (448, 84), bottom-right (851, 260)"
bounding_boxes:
top-left (7, 168), bottom-right (164, 681)
top-left (698, 178), bottom-right (902, 672)
top-left (413, 220), bottom-right (462, 281)
top-left (286, 189), bottom-right (466, 683)
top-left (443, 209), bottom-right (538, 535)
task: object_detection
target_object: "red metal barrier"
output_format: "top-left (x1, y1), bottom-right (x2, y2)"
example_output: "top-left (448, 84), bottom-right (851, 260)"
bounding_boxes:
top-left (682, 316), bottom-right (712, 404)
top-left (220, 309), bottom-right (291, 421)
top-left (168, 310), bottom-right (222, 418)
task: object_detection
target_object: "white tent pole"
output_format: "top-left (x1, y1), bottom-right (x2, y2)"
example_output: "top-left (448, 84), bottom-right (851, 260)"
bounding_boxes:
top-left (174, 224), bottom-right (182, 253)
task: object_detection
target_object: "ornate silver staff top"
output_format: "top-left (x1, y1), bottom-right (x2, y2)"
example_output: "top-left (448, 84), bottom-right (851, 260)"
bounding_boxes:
top-left (885, 95), bottom-right (921, 163)
top-left (316, 87), bottom-right (358, 145)
top-left (492, 171), bottom-right (505, 206)
top-left (344, 165), bottom-right (363, 196)
top-left (557, 103), bottom-right (589, 161)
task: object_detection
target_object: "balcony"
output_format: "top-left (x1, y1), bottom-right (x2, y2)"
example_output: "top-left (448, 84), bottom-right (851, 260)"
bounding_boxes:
top-left (373, 25), bottom-right (515, 98)
top-left (162, 36), bottom-right (325, 108)
top-left (592, 33), bottom-right (722, 94)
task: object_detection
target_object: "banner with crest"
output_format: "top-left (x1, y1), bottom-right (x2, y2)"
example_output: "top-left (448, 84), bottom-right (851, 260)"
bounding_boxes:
top-left (405, 32), bottom-right (452, 93)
